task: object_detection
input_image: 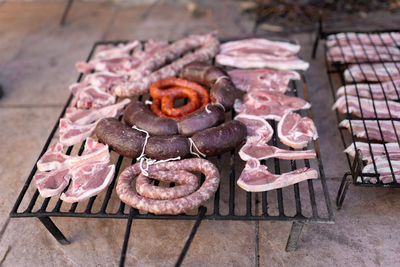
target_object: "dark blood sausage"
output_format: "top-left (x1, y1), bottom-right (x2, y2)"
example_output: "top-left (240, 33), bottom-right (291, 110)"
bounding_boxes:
top-left (180, 62), bottom-right (237, 110)
top-left (178, 104), bottom-right (225, 136)
top-left (145, 135), bottom-right (190, 160)
top-left (123, 102), bottom-right (178, 136)
top-left (96, 118), bottom-right (145, 158)
top-left (191, 120), bottom-right (247, 156)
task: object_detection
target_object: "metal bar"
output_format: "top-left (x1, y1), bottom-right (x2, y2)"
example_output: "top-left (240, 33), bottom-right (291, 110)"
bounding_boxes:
top-left (285, 221), bottom-right (304, 252)
top-left (60, 0), bottom-right (74, 26)
top-left (119, 208), bottom-right (135, 267)
top-left (38, 216), bottom-right (70, 245)
top-left (336, 172), bottom-right (352, 210)
top-left (175, 206), bottom-right (207, 267)
top-left (229, 150), bottom-right (235, 215)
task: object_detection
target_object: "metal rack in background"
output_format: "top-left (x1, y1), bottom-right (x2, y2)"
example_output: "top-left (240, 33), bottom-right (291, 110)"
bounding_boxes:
top-left (312, 20), bottom-right (400, 209)
top-left (10, 39), bottom-right (333, 267)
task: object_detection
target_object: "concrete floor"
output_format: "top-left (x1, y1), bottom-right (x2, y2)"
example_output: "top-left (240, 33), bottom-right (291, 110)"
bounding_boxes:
top-left (1, 1), bottom-right (400, 266)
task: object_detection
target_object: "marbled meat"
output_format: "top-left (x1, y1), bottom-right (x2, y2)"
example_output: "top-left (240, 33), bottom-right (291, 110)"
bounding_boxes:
top-left (344, 63), bottom-right (400, 82)
top-left (344, 142), bottom-right (400, 163)
top-left (336, 80), bottom-right (400, 100)
top-left (339, 119), bottom-right (400, 142)
top-left (234, 114), bottom-right (274, 144)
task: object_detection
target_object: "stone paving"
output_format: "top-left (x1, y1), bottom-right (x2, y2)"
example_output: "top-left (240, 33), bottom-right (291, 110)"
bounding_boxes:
top-left (1, 1), bottom-right (400, 266)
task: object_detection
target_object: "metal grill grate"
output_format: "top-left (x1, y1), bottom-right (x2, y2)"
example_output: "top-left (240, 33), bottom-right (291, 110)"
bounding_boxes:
top-left (10, 39), bottom-right (333, 266)
top-left (313, 21), bottom-right (400, 209)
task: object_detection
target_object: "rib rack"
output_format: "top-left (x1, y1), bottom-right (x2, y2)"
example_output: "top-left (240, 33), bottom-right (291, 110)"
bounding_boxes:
top-left (313, 21), bottom-right (400, 209)
top-left (10, 39), bottom-right (333, 266)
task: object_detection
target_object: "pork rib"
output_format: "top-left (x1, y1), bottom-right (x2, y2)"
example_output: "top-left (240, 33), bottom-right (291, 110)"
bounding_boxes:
top-left (344, 142), bottom-right (400, 163)
top-left (228, 68), bottom-right (300, 93)
top-left (362, 159), bottom-right (400, 184)
top-left (239, 141), bottom-right (316, 161)
top-left (332, 95), bottom-right (400, 119)
top-left (59, 119), bottom-right (99, 147)
top-left (234, 114), bottom-right (274, 144)
top-left (237, 159), bottom-right (318, 192)
top-left (70, 85), bottom-right (116, 109)
top-left (336, 80), bottom-right (400, 100)
top-left (327, 45), bottom-right (400, 63)
top-left (277, 112), bottom-right (318, 149)
top-left (344, 63), bottom-right (400, 82)
top-left (326, 32), bottom-right (400, 47)
top-left (339, 119), bottom-right (400, 142)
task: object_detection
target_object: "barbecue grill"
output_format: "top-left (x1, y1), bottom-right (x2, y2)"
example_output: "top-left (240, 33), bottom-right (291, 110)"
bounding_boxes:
top-left (312, 20), bottom-right (400, 209)
top-left (10, 39), bottom-right (334, 266)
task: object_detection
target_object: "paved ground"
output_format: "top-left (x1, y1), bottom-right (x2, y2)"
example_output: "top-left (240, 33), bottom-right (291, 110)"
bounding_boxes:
top-left (1, 1), bottom-right (400, 266)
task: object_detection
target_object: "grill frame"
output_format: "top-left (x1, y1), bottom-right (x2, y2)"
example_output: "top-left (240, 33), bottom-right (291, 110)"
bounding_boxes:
top-left (10, 39), bottom-right (333, 266)
top-left (313, 20), bottom-right (400, 209)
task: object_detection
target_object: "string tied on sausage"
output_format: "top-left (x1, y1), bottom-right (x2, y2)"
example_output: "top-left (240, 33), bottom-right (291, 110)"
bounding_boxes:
top-left (213, 102), bottom-right (226, 112)
top-left (145, 100), bottom-right (153, 105)
top-left (139, 156), bottom-right (181, 176)
top-left (132, 125), bottom-right (150, 161)
top-left (188, 137), bottom-right (206, 158)
top-left (205, 104), bottom-right (211, 114)
top-left (214, 75), bottom-right (229, 85)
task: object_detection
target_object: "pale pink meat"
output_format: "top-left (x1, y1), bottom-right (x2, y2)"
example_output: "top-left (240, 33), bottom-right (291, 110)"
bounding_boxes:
top-left (344, 142), bottom-right (400, 163)
top-left (220, 38), bottom-right (300, 57)
top-left (59, 119), bottom-right (99, 147)
top-left (344, 63), bottom-right (400, 82)
top-left (239, 141), bottom-right (316, 161)
top-left (362, 159), bottom-right (400, 184)
top-left (328, 45), bottom-right (400, 63)
top-left (332, 95), bottom-right (400, 119)
top-left (277, 112), bottom-right (318, 149)
top-left (36, 142), bottom-right (68, 172)
top-left (65, 98), bottom-right (130, 125)
top-left (234, 114), bottom-right (273, 144)
top-left (237, 159), bottom-right (318, 192)
top-left (327, 32), bottom-right (400, 47)
top-left (336, 80), bottom-right (400, 100)
top-left (70, 86), bottom-right (116, 109)
top-left (34, 169), bottom-right (71, 198)
top-left (216, 53), bottom-right (309, 71)
top-left (60, 163), bottom-right (115, 203)
top-left (234, 91), bottom-right (310, 121)
top-left (228, 68), bottom-right (300, 93)
top-left (339, 119), bottom-right (400, 142)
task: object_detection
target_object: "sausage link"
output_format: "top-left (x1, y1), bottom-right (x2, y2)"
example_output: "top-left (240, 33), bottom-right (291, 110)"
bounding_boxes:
top-left (160, 87), bottom-right (202, 117)
top-left (145, 135), bottom-right (190, 159)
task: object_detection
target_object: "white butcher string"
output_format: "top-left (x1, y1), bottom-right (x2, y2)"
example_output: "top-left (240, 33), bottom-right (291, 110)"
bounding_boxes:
top-left (132, 125), bottom-right (181, 176)
top-left (214, 102), bottom-right (226, 112)
top-left (145, 100), bottom-right (153, 105)
top-left (188, 137), bottom-right (206, 158)
top-left (215, 76), bottom-right (229, 84)
top-left (139, 156), bottom-right (181, 176)
top-left (205, 104), bottom-right (211, 113)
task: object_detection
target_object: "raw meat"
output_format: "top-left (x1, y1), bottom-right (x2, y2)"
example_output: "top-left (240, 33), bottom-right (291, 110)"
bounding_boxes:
top-left (65, 98), bottom-right (130, 125)
top-left (277, 112), bottom-right (318, 149)
top-left (326, 32), bottom-right (400, 47)
top-left (34, 138), bottom-right (113, 198)
top-left (344, 63), bottom-right (400, 82)
top-left (60, 163), bottom-right (115, 203)
top-left (234, 90), bottom-right (311, 121)
top-left (59, 119), bottom-right (99, 147)
top-left (216, 53), bottom-right (309, 71)
top-left (237, 159), bottom-right (318, 192)
top-left (239, 141), bottom-right (316, 161)
top-left (113, 33), bottom-right (219, 97)
top-left (234, 114), bottom-right (274, 144)
top-left (34, 169), bottom-right (71, 198)
top-left (327, 45), bottom-right (400, 63)
top-left (336, 80), bottom-right (400, 100)
top-left (332, 95), bottom-right (400, 119)
top-left (70, 85), bottom-right (116, 109)
top-left (362, 159), bottom-right (400, 184)
top-left (339, 119), bottom-right (400, 142)
top-left (344, 142), bottom-right (400, 163)
top-left (228, 68), bottom-right (300, 93)
top-left (37, 138), bottom-right (109, 172)
top-left (220, 38), bottom-right (300, 57)
top-left (82, 72), bottom-right (128, 91)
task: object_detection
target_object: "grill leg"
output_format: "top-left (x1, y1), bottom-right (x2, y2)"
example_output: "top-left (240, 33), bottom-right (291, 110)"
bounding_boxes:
top-left (119, 208), bottom-right (135, 267)
top-left (336, 172), bottom-right (352, 210)
top-left (38, 216), bottom-right (70, 245)
top-left (60, 0), bottom-right (74, 26)
top-left (175, 206), bottom-right (207, 267)
top-left (285, 221), bottom-right (304, 252)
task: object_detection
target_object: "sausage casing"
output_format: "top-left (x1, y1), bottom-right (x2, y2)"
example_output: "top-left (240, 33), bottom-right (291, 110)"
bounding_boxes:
top-left (123, 102), bottom-right (179, 136)
top-left (96, 118), bottom-right (146, 158)
top-left (191, 120), bottom-right (247, 156)
top-left (145, 135), bottom-right (190, 160)
top-left (178, 104), bottom-right (225, 136)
